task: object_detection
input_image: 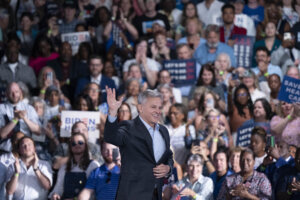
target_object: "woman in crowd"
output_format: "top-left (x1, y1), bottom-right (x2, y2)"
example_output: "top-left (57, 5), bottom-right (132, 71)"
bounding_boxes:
top-left (194, 90), bottom-right (229, 134)
top-left (250, 127), bottom-right (268, 169)
top-left (217, 148), bottom-right (272, 199)
top-left (168, 154), bottom-right (214, 200)
top-left (242, 98), bottom-right (274, 134)
top-left (215, 53), bottom-right (232, 89)
top-left (50, 133), bottom-right (99, 200)
top-left (196, 63), bottom-right (226, 103)
top-left (29, 35), bottom-right (59, 75)
top-left (103, 60), bottom-right (121, 89)
top-left (175, 2), bottom-right (199, 42)
top-left (281, 0), bottom-right (299, 26)
top-left (268, 74), bottom-right (281, 112)
top-left (17, 12), bottom-right (38, 56)
top-left (157, 84), bottom-right (174, 123)
top-left (229, 147), bottom-right (243, 174)
top-left (117, 102), bottom-right (132, 122)
top-left (150, 30), bottom-right (176, 64)
top-left (256, 2), bottom-right (290, 41)
top-left (73, 94), bottom-right (95, 111)
top-left (228, 84), bottom-right (253, 140)
top-left (241, 69), bottom-right (268, 102)
top-left (177, 17), bottom-right (205, 53)
top-left (253, 21), bottom-right (281, 67)
top-left (167, 103), bottom-right (195, 166)
top-left (270, 101), bottom-right (300, 147)
top-left (125, 78), bottom-right (141, 119)
top-left (122, 38), bottom-right (161, 88)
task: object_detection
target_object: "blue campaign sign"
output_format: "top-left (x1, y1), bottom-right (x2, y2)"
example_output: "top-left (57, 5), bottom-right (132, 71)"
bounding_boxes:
top-left (163, 59), bottom-right (197, 87)
top-left (278, 76), bottom-right (300, 103)
top-left (232, 35), bottom-right (255, 68)
top-left (236, 122), bottom-right (254, 147)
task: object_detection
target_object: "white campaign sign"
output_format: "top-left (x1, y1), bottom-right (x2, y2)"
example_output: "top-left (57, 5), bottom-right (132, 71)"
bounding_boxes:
top-left (61, 31), bottom-right (91, 55)
top-left (60, 111), bottom-right (100, 144)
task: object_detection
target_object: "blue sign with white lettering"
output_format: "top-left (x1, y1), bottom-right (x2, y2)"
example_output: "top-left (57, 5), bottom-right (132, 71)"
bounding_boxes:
top-left (278, 76), bottom-right (300, 103)
top-left (236, 122), bottom-right (254, 147)
top-left (163, 59), bottom-right (196, 87)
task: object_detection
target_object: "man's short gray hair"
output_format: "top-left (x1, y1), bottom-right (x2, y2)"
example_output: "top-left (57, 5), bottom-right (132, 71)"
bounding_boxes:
top-left (138, 89), bottom-right (163, 104)
top-left (205, 24), bottom-right (220, 37)
top-left (187, 154), bottom-right (204, 166)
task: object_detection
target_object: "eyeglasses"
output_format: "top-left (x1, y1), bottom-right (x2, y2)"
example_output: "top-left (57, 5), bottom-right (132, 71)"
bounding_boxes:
top-left (119, 109), bottom-right (130, 113)
top-left (237, 92), bottom-right (248, 97)
top-left (106, 171), bottom-right (111, 184)
top-left (71, 141), bottom-right (85, 147)
top-left (208, 115), bottom-right (220, 120)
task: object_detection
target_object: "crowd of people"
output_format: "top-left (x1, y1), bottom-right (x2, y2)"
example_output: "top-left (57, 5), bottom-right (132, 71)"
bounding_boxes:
top-left (0, 0), bottom-right (300, 199)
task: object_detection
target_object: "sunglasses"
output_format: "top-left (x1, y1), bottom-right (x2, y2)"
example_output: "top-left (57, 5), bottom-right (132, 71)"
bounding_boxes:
top-left (71, 141), bottom-right (85, 147)
top-left (237, 92), bottom-right (248, 97)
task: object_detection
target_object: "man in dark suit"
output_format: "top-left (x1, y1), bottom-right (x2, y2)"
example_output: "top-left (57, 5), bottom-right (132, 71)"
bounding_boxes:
top-left (74, 55), bottom-right (116, 102)
top-left (104, 87), bottom-right (173, 200)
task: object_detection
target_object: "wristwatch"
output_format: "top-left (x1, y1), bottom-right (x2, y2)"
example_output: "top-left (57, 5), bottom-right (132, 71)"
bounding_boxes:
top-left (33, 166), bottom-right (39, 171)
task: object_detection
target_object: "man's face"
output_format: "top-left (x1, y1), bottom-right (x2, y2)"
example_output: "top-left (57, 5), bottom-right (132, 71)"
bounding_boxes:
top-left (138, 97), bottom-right (162, 127)
top-left (177, 46), bottom-right (192, 59)
top-left (145, 0), bottom-right (156, 12)
top-left (206, 31), bottom-right (219, 49)
top-left (188, 161), bottom-right (202, 180)
top-left (128, 65), bottom-right (142, 79)
top-left (8, 83), bottom-right (22, 104)
top-left (214, 152), bottom-right (227, 174)
top-left (64, 7), bottom-right (76, 22)
top-left (7, 46), bottom-right (19, 63)
top-left (19, 138), bottom-right (35, 158)
top-left (255, 50), bottom-right (270, 64)
top-left (89, 58), bottom-right (103, 77)
top-left (159, 71), bottom-right (171, 84)
top-left (60, 42), bottom-right (72, 62)
top-left (101, 142), bottom-right (117, 164)
top-left (222, 8), bottom-right (235, 24)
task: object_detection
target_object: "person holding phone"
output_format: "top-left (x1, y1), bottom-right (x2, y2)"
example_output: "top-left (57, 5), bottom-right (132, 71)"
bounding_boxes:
top-left (78, 142), bottom-right (120, 200)
top-left (6, 136), bottom-right (52, 200)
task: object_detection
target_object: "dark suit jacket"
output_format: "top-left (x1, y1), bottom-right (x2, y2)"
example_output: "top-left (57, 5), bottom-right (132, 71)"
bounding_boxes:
top-left (104, 117), bottom-right (173, 200)
top-left (74, 75), bottom-right (116, 102)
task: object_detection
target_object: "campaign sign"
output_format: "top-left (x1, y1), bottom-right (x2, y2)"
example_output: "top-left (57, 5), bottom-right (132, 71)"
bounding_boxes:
top-left (61, 31), bottom-right (90, 55)
top-left (236, 123), bottom-right (254, 147)
top-left (278, 76), bottom-right (300, 103)
top-left (232, 35), bottom-right (255, 68)
top-left (60, 111), bottom-right (100, 144)
top-left (163, 59), bottom-right (196, 87)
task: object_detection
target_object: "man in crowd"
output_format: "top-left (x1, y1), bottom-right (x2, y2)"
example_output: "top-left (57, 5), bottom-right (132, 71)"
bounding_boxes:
top-left (197, 0), bottom-right (224, 27)
top-left (0, 82), bottom-right (40, 151)
top-left (104, 87), bottom-right (173, 200)
top-left (276, 147), bottom-right (300, 199)
top-left (74, 55), bottom-right (116, 101)
top-left (210, 147), bottom-right (234, 199)
top-left (252, 46), bottom-right (282, 81)
top-left (170, 154), bottom-right (214, 200)
top-left (132, 0), bottom-right (170, 38)
top-left (0, 45), bottom-right (36, 91)
top-left (194, 24), bottom-right (236, 67)
top-left (78, 142), bottom-right (120, 200)
top-left (231, 0), bottom-right (256, 37)
top-left (5, 136), bottom-right (52, 199)
top-left (219, 4), bottom-right (247, 46)
top-left (59, 0), bottom-right (79, 34)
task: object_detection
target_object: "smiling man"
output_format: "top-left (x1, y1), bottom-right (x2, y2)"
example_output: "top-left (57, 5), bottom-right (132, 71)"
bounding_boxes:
top-left (104, 87), bottom-right (173, 200)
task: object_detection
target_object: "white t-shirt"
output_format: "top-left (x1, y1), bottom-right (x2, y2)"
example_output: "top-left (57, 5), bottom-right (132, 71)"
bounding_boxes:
top-left (197, 0), bottom-right (224, 26)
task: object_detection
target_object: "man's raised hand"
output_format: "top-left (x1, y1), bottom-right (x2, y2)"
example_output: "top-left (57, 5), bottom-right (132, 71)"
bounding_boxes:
top-left (106, 86), bottom-right (123, 117)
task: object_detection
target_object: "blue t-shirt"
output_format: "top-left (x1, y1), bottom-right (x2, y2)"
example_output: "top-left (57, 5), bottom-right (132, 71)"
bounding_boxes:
top-left (85, 164), bottom-right (120, 200)
top-left (243, 5), bottom-right (264, 27)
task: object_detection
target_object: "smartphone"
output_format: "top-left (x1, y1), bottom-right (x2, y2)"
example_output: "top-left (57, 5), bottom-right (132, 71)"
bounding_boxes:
top-left (206, 98), bottom-right (215, 108)
top-left (112, 148), bottom-right (119, 162)
top-left (267, 136), bottom-right (275, 148)
top-left (46, 72), bottom-right (53, 85)
top-left (232, 73), bottom-right (239, 80)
